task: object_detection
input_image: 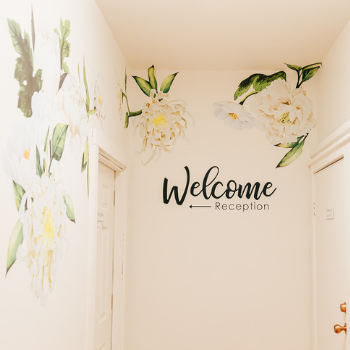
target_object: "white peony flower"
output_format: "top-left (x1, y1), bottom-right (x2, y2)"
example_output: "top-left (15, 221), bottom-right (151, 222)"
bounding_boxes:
top-left (213, 101), bottom-right (255, 130)
top-left (248, 79), bottom-right (316, 144)
top-left (136, 90), bottom-right (188, 164)
top-left (17, 173), bottom-right (67, 305)
top-left (33, 21), bottom-right (61, 95)
top-left (4, 116), bottom-right (39, 192)
top-left (55, 74), bottom-right (87, 159)
top-left (93, 74), bottom-right (106, 121)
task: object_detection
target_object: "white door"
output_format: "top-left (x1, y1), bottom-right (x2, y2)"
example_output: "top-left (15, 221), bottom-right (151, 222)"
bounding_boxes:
top-left (94, 161), bottom-right (115, 350)
top-left (315, 156), bottom-right (350, 350)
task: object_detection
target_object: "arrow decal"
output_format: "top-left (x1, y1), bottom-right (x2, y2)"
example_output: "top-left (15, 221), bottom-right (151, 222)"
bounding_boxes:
top-left (189, 205), bottom-right (212, 209)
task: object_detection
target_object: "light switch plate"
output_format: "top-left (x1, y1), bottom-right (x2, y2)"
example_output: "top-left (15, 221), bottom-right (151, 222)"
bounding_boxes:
top-left (326, 207), bottom-right (334, 220)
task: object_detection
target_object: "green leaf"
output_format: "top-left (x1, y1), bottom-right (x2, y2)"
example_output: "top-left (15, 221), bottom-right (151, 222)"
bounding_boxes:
top-left (234, 71), bottom-right (286, 101)
top-left (129, 110), bottom-right (142, 117)
top-left (55, 18), bottom-right (71, 73)
top-left (83, 57), bottom-right (90, 113)
top-left (148, 65), bottom-right (158, 91)
top-left (44, 128), bottom-right (50, 153)
top-left (124, 66), bottom-right (127, 92)
top-left (275, 136), bottom-right (303, 148)
top-left (43, 128), bottom-right (49, 173)
top-left (302, 66), bottom-right (321, 84)
top-left (285, 63), bottom-right (302, 72)
top-left (13, 181), bottom-right (25, 211)
top-left (6, 219), bottom-right (23, 275)
top-left (276, 139), bottom-right (305, 168)
top-left (64, 194), bottom-right (75, 223)
top-left (302, 62), bottom-right (322, 70)
top-left (81, 138), bottom-right (89, 172)
top-left (62, 62), bottom-right (69, 74)
top-left (160, 72), bottom-right (178, 93)
top-left (132, 76), bottom-right (152, 96)
top-left (125, 112), bottom-right (129, 128)
top-left (7, 19), bottom-right (42, 117)
top-left (239, 91), bottom-right (259, 105)
top-left (59, 72), bottom-right (68, 90)
top-left (36, 146), bottom-right (43, 178)
top-left (51, 123), bottom-right (68, 161)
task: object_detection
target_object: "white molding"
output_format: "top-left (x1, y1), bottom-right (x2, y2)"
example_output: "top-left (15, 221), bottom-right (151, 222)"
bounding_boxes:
top-left (86, 129), bottom-right (128, 350)
top-left (91, 129), bottom-right (129, 170)
top-left (309, 119), bottom-right (350, 165)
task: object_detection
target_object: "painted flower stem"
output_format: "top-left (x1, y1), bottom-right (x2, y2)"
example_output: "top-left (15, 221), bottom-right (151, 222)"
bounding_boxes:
top-left (296, 71), bottom-right (302, 88)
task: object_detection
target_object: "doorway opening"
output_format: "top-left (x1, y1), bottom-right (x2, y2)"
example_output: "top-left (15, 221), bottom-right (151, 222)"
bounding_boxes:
top-left (86, 129), bottom-right (128, 350)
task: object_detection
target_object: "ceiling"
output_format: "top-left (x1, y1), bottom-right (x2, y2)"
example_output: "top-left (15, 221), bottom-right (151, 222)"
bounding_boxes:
top-left (96, 0), bottom-right (350, 71)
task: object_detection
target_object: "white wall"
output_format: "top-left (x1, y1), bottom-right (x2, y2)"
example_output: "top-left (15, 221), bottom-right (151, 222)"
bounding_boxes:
top-left (317, 20), bottom-right (350, 142)
top-left (125, 70), bottom-right (317, 350)
top-left (0, 0), bottom-right (128, 349)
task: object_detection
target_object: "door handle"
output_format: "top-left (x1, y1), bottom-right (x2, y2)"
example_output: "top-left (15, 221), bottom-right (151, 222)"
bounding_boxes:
top-left (334, 323), bottom-right (347, 334)
top-left (340, 303), bottom-right (347, 313)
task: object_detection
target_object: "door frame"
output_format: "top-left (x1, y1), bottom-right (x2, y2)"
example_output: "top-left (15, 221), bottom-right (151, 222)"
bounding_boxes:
top-left (309, 122), bottom-right (350, 350)
top-left (86, 129), bottom-right (128, 350)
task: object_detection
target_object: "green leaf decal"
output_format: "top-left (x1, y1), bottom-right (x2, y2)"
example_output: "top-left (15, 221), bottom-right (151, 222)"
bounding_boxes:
top-left (125, 112), bottom-right (129, 128)
top-left (132, 76), bottom-right (152, 96)
top-left (81, 138), bottom-right (89, 172)
top-left (234, 71), bottom-right (286, 101)
top-left (55, 18), bottom-right (71, 74)
top-left (6, 219), bottom-right (23, 275)
top-left (7, 19), bottom-right (42, 117)
top-left (13, 181), bottom-right (25, 211)
top-left (148, 65), bottom-right (158, 91)
top-left (302, 66), bottom-right (321, 84)
top-left (83, 57), bottom-right (90, 112)
top-left (125, 67), bottom-right (127, 92)
top-left (160, 72), bottom-right (178, 93)
top-left (285, 63), bottom-right (302, 72)
top-left (59, 72), bottom-right (68, 90)
top-left (275, 136), bottom-right (303, 148)
top-left (64, 194), bottom-right (75, 223)
top-left (51, 123), bottom-right (68, 161)
top-left (36, 146), bottom-right (43, 177)
top-left (124, 110), bottom-right (142, 129)
top-left (302, 62), bottom-right (322, 70)
top-left (44, 128), bottom-right (50, 153)
top-left (276, 139), bottom-right (305, 168)
top-left (239, 91), bottom-right (259, 105)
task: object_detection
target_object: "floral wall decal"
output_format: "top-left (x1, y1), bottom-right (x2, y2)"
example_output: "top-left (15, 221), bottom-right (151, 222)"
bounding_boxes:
top-left (122, 66), bottom-right (189, 164)
top-left (213, 62), bottom-right (321, 167)
top-left (5, 10), bottom-right (102, 305)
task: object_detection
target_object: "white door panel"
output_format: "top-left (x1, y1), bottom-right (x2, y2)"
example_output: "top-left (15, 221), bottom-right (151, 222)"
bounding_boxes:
top-left (315, 157), bottom-right (350, 350)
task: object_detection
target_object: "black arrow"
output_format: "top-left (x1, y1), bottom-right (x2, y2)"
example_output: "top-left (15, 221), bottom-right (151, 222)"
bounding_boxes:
top-left (189, 205), bottom-right (212, 209)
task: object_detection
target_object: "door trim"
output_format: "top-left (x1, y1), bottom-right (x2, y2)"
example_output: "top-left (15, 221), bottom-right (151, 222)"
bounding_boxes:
top-left (86, 129), bottom-right (128, 350)
top-left (309, 126), bottom-right (350, 350)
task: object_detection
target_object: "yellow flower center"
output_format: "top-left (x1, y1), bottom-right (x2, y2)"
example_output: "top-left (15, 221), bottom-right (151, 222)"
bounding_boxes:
top-left (279, 112), bottom-right (291, 124)
top-left (23, 148), bottom-right (30, 160)
top-left (229, 113), bottom-right (239, 120)
top-left (98, 95), bottom-right (102, 106)
top-left (153, 114), bottom-right (167, 128)
top-left (43, 207), bottom-right (55, 240)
